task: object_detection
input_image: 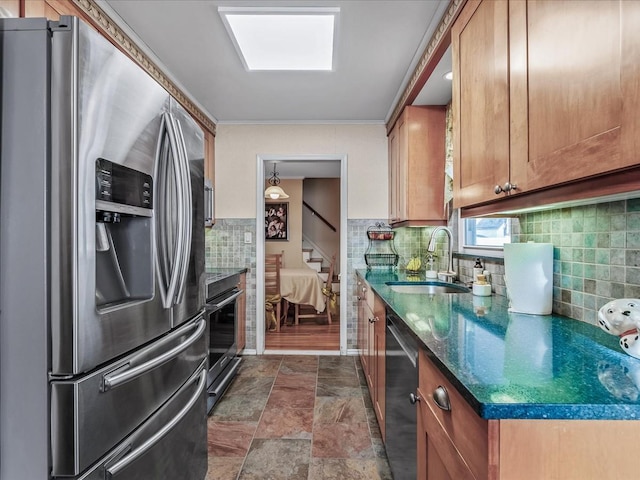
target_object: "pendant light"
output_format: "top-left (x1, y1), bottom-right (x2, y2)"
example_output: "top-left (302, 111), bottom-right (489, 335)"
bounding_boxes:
top-left (264, 162), bottom-right (289, 199)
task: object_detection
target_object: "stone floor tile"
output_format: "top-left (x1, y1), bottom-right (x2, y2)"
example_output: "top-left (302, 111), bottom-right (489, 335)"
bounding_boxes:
top-left (207, 421), bottom-right (257, 457)
top-left (316, 376), bottom-right (362, 397)
top-left (311, 423), bottom-right (375, 459)
top-left (267, 384), bottom-right (316, 409)
top-left (308, 458), bottom-right (381, 480)
top-left (209, 394), bottom-right (268, 422)
top-left (238, 356), bottom-right (282, 377)
top-left (255, 406), bottom-right (314, 439)
top-left (238, 439), bottom-right (311, 480)
top-left (314, 397), bottom-right (368, 424)
top-left (225, 375), bottom-right (274, 396)
top-left (273, 371), bottom-right (317, 388)
top-left (205, 456), bottom-right (244, 480)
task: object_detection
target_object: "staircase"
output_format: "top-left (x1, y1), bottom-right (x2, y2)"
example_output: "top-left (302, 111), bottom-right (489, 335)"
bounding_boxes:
top-left (302, 248), bottom-right (340, 296)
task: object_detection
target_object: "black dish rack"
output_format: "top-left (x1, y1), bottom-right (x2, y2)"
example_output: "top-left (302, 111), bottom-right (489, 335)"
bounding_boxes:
top-left (365, 223), bottom-right (398, 269)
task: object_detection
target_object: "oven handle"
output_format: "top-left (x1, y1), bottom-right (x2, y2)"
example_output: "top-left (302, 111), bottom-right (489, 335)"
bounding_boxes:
top-left (105, 368), bottom-right (207, 478)
top-left (102, 316), bottom-right (206, 392)
top-left (206, 289), bottom-right (243, 312)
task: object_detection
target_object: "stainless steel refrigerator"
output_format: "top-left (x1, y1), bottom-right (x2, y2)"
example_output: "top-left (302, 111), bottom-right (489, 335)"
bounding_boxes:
top-left (0, 16), bottom-right (207, 479)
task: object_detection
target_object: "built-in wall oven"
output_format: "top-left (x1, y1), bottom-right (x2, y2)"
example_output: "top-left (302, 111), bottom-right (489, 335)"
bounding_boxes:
top-left (205, 273), bottom-right (243, 413)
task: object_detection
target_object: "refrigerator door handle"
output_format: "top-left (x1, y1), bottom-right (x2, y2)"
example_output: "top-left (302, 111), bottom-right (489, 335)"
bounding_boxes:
top-left (105, 368), bottom-right (207, 478)
top-left (102, 316), bottom-right (206, 392)
top-left (172, 116), bottom-right (192, 305)
top-left (204, 179), bottom-right (214, 227)
top-left (155, 112), bottom-right (185, 309)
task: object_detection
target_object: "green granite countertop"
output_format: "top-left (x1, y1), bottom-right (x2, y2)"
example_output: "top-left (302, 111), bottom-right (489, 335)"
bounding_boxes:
top-left (358, 269), bottom-right (640, 420)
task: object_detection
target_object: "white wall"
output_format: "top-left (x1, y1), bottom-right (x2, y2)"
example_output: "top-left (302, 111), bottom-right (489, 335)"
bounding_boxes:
top-left (214, 124), bottom-right (389, 219)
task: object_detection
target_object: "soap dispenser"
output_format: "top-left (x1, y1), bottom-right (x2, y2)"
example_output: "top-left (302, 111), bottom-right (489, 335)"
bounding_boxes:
top-left (473, 258), bottom-right (484, 283)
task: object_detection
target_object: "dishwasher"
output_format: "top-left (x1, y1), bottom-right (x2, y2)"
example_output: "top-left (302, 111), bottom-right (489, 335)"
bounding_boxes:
top-left (385, 308), bottom-right (419, 480)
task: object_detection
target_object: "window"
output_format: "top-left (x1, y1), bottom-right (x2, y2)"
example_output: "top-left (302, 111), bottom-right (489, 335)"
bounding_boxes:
top-left (459, 218), bottom-right (512, 255)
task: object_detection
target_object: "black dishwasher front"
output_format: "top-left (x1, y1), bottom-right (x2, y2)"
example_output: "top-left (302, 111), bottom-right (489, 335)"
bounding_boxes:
top-left (385, 309), bottom-right (418, 480)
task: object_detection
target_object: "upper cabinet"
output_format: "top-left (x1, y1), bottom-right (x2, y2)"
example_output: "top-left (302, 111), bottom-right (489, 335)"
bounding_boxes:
top-left (453, 0), bottom-right (640, 214)
top-left (388, 105), bottom-right (447, 227)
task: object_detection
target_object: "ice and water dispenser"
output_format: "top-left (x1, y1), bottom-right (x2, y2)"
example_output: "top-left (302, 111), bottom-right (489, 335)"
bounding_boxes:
top-left (95, 158), bottom-right (154, 309)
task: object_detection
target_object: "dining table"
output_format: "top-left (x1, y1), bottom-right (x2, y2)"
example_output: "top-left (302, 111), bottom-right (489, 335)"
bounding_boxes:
top-left (279, 267), bottom-right (326, 313)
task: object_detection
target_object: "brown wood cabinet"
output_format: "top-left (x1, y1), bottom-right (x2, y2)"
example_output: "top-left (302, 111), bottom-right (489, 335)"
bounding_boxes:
top-left (453, 0), bottom-right (640, 215)
top-left (417, 348), bottom-right (640, 479)
top-left (356, 273), bottom-right (386, 440)
top-left (388, 106), bottom-right (447, 227)
top-left (236, 272), bottom-right (246, 352)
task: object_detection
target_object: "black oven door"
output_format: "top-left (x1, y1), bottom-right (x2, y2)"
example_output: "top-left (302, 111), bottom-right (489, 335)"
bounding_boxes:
top-left (205, 287), bottom-right (243, 411)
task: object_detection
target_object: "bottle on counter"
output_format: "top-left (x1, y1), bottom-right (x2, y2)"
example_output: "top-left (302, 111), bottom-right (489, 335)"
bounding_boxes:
top-left (473, 258), bottom-right (484, 283)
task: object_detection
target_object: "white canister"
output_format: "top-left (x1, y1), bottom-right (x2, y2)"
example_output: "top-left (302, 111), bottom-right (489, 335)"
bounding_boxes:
top-left (503, 242), bottom-right (553, 315)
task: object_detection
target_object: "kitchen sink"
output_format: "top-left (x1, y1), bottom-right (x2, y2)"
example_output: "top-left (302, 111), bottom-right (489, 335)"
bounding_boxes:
top-left (386, 281), bottom-right (470, 294)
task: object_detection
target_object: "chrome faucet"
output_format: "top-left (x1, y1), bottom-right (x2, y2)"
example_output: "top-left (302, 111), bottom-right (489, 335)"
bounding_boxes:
top-left (427, 226), bottom-right (456, 281)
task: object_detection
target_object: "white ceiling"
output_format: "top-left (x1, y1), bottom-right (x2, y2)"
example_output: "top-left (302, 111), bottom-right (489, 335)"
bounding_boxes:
top-left (100, 0), bottom-right (453, 126)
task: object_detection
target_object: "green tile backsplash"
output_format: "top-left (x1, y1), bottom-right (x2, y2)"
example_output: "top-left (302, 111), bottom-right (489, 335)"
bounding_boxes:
top-left (517, 198), bottom-right (640, 325)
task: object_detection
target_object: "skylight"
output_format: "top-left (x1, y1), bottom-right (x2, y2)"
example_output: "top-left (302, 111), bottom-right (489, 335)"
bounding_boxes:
top-left (218, 6), bottom-right (339, 71)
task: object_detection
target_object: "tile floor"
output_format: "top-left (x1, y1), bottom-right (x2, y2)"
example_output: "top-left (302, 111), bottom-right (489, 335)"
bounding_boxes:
top-left (206, 355), bottom-right (393, 480)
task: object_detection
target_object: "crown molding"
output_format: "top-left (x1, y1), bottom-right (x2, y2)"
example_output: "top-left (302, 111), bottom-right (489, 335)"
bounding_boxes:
top-left (71, 0), bottom-right (216, 135)
top-left (386, 0), bottom-right (465, 133)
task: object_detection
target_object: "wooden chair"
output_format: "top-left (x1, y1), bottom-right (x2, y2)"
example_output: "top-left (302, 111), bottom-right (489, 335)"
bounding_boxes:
top-left (294, 254), bottom-right (336, 326)
top-left (265, 252), bottom-right (283, 332)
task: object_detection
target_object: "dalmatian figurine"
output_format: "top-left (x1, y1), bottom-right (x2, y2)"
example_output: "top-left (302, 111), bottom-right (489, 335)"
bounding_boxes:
top-left (598, 299), bottom-right (640, 360)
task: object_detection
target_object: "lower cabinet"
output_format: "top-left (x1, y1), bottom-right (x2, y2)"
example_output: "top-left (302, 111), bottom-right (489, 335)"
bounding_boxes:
top-left (417, 349), bottom-right (487, 480)
top-left (356, 274), bottom-right (386, 440)
top-left (417, 348), bottom-right (640, 480)
top-left (236, 273), bottom-right (246, 352)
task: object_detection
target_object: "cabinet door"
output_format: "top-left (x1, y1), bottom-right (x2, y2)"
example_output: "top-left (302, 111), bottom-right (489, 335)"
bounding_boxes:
top-left (417, 386), bottom-right (475, 480)
top-left (388, 125), bottom-right (401, 224)
top-left (389, 106), bottom-right (446, 226)
top-left (510, 0), bottom-right (640, 192)
top-left (452, 0), bottom-right (510, 208)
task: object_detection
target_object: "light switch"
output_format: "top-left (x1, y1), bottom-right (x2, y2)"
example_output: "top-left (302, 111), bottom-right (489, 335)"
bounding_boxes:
top-left (244, 232), bottom-right (252, 244)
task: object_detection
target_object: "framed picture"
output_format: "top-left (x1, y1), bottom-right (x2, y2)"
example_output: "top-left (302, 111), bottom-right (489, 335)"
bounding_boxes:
top-left (265, 202), bottom-right (288, 240)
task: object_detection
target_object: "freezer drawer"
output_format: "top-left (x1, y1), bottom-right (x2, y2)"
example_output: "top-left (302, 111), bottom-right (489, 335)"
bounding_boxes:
top-left (51, 315), bottom-right (206, 476)
top-left (71, 362), bottom-right (208, 480)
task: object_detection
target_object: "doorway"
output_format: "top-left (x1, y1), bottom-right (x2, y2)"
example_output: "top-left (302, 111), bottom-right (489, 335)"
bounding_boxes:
top-left (255, 154), bottom-right (347, 355)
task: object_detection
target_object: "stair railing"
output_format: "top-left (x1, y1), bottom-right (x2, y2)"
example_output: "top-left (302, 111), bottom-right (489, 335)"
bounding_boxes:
top-left (302, 201), bottom-right (337, 232)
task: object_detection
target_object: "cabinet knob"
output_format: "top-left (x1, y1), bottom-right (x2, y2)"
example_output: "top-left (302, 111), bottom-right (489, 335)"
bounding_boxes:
top-left (409, 392), bottom-right (421, 405)
top-left (503, 182), bottom-right (518, 192)
top-left (368, 317), bottom-right (374, 323)
top-left (432, 385), bottom-right (451, 411)
top-left (495, 182), bottom-right (518, 194)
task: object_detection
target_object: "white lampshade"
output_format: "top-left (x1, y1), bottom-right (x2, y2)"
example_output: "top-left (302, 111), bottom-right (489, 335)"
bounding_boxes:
top-left (264, 185), bottom-right (289, 199)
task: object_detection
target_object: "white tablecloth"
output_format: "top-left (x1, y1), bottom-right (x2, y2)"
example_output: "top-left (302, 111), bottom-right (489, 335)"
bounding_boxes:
top-left (280, 268), bottom-right (326, 312)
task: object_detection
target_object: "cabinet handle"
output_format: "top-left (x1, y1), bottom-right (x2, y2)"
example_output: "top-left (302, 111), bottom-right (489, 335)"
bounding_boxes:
top-left (494, 182), bottom-right (518, 194)
top-left (432, 385), bottom-right (451, 411)
top-left (409, 392), bottom-right (421, 404)
top-left (503, 182), bottom-right (518, 192)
